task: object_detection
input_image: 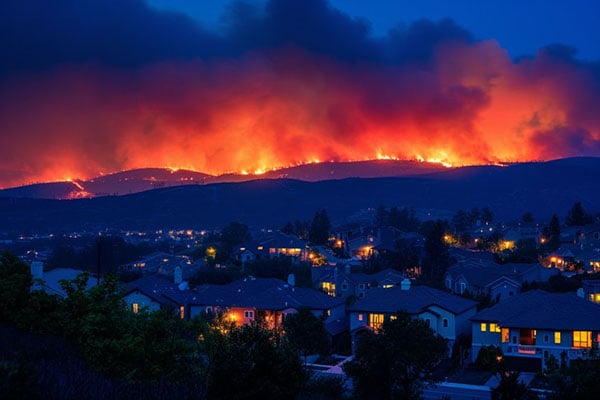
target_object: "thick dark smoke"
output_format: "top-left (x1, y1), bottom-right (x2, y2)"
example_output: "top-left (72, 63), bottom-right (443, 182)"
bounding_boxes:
top-left (0, 0), bottom-right (598, 187)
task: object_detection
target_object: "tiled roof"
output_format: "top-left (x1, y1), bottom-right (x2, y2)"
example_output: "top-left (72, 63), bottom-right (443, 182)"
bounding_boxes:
top-left (348, 285), bottom-right (477, 315)
top-left (125, 275), bottom-right (191, 306)
top-left (191, 277), bottom-right (345, 311)
top-left (471, 290), bottom-right (600, 330)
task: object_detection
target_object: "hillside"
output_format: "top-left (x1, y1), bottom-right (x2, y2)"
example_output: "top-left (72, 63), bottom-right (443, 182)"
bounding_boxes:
top-left (1, 158), bottom-right (599, 233)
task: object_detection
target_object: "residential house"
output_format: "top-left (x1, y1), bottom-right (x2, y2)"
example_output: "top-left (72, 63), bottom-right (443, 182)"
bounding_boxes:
top-left (313, 265), bottom-right (404, 298)
top-left (546, 242), bottom-right (600, 272)
top-left (348, 280), bottom-right (477, 349)
top-left (471, 290), bottom-right (600, 370)
top-left (30, 261), bottom-right (97, 297)
top-left (123, 270), bottom-right (195, 318)
top-left (120, 252), bottom-right (198, 278)
top-left (445, 259), bottom-right (559, 301)
top-left (581, 280), bottom-right (600, 304)
top-left (234, 232), bottom-right (308, 264)
top-left (188, 277), bottom-right (347, 336)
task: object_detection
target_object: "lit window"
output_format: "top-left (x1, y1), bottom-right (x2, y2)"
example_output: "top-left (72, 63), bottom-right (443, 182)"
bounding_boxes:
top-left (132, 303), bottom-right (139, 314)
top-left (358, 313), bottom-right (363, 321)
top-left (390, 315), bottom-right (397, 321)
top-left (443, 318), bottom-right (449, 328)
top-left (244, 310), bottom-right (255, 319)
top-left (321, 282), bottom-right (336, 297)
top-left (533, 330), bottom-right (537, 339)
top-left (490, 323), bottom-right (501, 333)
top-left (481, 323), bottom-right (487, 332)
top-left (179, 305), bottom-right (185, 319)
top-left (502, 328), bottom-right (509, 343)
top-left (573, 331), bottom-right (592, 348)
top-left (369, 313), bottom-right (385, 330)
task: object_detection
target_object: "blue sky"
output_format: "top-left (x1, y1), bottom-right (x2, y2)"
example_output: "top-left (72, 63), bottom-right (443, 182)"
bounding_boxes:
top-left (147, 0), bottom-right (600, 60)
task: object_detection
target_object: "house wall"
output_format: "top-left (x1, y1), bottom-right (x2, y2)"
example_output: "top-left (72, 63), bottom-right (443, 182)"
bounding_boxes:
top-left (472, 322), bottom-right (599, 366)
top-left (489, 282), bottom-right (520, 301)
top-left (471, 321), bottom-right (502, 362)
top-left (123, 291), bottom-right (161, 313)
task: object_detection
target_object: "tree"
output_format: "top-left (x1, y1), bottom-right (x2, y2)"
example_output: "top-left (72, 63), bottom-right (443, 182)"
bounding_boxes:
top-left (422, 220), bottom-right (451, 281)
top-left (205, 319), bottom-right (306, 400)
top-left (309, 209), bottom-right (331, 245)
top-left (220, 221), bottom-right (251, 246)
top-left (566, 202), bottom-right (593, 227)
top-left (545, 214), bottom-right (561, 251)
top-left (492, 370), bottom-right (537, 400)
top-left (375, 205), bottom-right (389, 227)
top-left (343, 312), bottom-right (448, 399)
top-left (521, 212), bottom-right (534, 224)
top-left (283, 308), bottom-right (330, 363)
top-left (0, 252), bottom-right (32, 323)
top-left (481, 207), bottom-right (494, 225)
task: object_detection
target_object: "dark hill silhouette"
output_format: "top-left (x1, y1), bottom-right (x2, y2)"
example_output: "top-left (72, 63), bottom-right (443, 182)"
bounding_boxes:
top-left (0, 157), bottom-right (599, 233)
top-left (0, 160), bottom-right (448, 199)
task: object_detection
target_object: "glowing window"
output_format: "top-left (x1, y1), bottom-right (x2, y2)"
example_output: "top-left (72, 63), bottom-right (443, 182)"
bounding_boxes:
top-left (554, 332), bottom-right (561, 344)
top-left (481, 323), bottom-right (487, 332)
top-left (490, 323), bottom-right (501, 333)
top-left (358, 313), bottom-right (363, 321)
top-left (369, 313), bottom-right (385, 330)
top-left (321, 282), bottom-right (336, 297)
top-left (501, 328), bottom-right (509, 343)
top-left (132, 303), bottom-right (139, 314)
top-left (389, 315), bottom-right (397, 321)
top-left (573, 331), bottom-right (592, 348)
top-left (179, 305), bottom-right (185, 320)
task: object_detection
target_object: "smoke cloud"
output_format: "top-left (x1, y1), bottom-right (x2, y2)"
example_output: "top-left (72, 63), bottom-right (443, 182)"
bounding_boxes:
top-left (0, 0), bottom-right (599, 187)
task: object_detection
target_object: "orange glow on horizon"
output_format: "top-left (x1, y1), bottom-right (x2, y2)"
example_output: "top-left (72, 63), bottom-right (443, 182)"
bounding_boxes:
top-left (0, 44), bottom-right (598, 189)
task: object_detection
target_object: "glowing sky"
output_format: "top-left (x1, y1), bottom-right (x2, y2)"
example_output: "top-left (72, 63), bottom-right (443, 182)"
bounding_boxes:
top-left (1, 0), bottom-right (599, 188)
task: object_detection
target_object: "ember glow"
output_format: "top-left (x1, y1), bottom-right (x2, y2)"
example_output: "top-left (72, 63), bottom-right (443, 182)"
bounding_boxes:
top-left (0, 0), bottom-right (599, 188)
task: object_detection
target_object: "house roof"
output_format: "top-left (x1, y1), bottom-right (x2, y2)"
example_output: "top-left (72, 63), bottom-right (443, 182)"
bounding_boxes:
top-left (191, 277), bottom-right (345, 311)
top-left (33, 268), bottom-right (97, 297)
top-left (348, 285), bottom-right (477, 315)
top-left (470, 290), bottom-right (600, 331)
top-left (124, 275), bottom-right (192, 306)
top-left (447, 260), bottom-right (540, 289)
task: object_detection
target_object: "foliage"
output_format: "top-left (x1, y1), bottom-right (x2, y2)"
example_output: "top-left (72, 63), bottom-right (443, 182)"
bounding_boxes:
top-left (283, 308), bottom-right (330, 362)
top-left (375, 205), bottom-right (421, 232)
top-left (422, 220), bottom-right (452, 281)
top-left (0, 252), bottom-right (32, 322)
top-left (452, 207), bottom-right (493, 232)
top-left (548, 359), bottom-right (600, 400)
top-left (492, 370), bottom-right (537, 400)
top-left (298, 374), bottom-right (349, 400)
top-left (47, 235), bottom-right (155, 273)
top-left (310, 209), bottom-right (331, 245)
top-left (475, 345), bottom-right (504, 373)
top-left (566, 201), bottom-right (594, 227)
top-left (343, 312), bottom-right (448, 400)
top-left (542, 214), bottom-right (561, 252)
top-left (205, 319), bottom-right (306, 400)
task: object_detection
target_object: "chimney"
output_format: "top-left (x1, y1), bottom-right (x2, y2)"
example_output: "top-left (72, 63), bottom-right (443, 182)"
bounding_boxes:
top-left (287, 273), bottom-right (295, 287)
top-left (174, 265), bottom-right (183, 285)
top-left (401, 278), bottom-right (411, 291)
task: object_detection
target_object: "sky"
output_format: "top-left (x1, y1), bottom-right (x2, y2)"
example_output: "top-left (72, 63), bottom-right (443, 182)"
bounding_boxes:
top-left (0, 0), bottom-right (599, 188)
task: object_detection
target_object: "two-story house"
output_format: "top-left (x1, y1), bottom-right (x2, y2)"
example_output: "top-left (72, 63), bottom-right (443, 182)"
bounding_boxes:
top-left (348, 279), bottom-right (477, 349)
top-left (471, 290), bottom-right (600, 371)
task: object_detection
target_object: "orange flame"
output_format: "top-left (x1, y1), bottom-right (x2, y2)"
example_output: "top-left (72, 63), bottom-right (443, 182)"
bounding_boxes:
top-left (0, 44), bottom-right (598, 188)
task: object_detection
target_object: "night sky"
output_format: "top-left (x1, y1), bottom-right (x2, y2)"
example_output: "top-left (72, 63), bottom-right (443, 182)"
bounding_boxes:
top-left (1, 0), bottom-right (599, 188)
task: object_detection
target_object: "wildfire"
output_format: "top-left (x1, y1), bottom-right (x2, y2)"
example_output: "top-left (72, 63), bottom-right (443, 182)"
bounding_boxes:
top-left (0, 41), bottom-right (598, 189)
